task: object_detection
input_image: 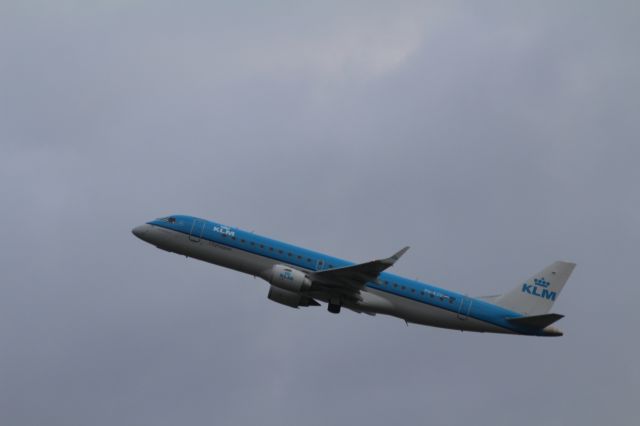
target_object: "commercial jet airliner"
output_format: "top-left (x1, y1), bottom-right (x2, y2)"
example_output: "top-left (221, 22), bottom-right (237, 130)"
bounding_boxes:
top-left (132, 215), bottom-right (575, 336)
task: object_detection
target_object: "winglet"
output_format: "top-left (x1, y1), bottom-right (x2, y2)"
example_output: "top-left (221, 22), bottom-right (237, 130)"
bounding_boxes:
top-left (383, 246), bottom-right (410, 265)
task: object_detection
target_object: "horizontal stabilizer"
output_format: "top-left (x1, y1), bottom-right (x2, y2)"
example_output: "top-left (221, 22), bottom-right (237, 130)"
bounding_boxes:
top-left (506, 313), bottom-right (564, 329)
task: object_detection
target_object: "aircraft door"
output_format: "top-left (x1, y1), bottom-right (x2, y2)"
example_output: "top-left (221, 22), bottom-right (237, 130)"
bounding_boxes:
top-left (189, 220), bottom-right (205, 242)
top-left (457, 296), bottom-right (473, 320)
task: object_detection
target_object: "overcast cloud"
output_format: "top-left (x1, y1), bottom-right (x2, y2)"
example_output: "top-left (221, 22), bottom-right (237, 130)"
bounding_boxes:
top-left (1, 1), bottom-right (639, 425)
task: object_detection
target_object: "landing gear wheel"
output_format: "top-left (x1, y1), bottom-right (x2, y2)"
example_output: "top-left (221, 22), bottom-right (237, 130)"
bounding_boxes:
top-left (328, 303), bottom-right (341, 314)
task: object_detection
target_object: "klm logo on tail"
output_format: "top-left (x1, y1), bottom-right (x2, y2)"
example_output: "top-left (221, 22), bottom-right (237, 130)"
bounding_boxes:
top-left (522, 278), bottom-right (556, 300)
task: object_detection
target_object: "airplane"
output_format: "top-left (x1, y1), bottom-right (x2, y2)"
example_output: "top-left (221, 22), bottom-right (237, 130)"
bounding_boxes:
top-left (132, 215), bottom-right (576, 336)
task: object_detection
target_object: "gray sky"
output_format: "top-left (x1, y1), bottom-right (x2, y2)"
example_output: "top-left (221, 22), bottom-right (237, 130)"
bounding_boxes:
top-left (1, 1), bottom-right (639, 425)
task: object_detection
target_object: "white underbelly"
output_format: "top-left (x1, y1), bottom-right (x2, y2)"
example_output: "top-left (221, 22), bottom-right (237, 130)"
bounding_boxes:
top-left (355, 288), bottom-right (511, 334)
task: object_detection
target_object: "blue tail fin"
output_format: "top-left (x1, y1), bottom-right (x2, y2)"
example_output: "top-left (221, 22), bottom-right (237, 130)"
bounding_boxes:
top-left (493, 261), bottom-right (576, 315)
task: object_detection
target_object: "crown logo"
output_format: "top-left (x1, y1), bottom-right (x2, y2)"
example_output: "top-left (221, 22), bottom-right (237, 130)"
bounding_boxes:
top-left (533, 278), bottom-right (550, 288)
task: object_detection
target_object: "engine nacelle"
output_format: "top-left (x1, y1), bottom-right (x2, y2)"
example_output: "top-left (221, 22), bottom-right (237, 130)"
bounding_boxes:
top-left (267, 286), bottom-right (302, 308)
top-left (267, 286), bottom-right (319, 308)
top-left (268, 264), bottom-right (311, 293)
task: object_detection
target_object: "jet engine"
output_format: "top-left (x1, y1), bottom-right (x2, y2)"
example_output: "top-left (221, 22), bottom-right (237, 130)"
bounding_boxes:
top-left (267, 264), bottom-right (312, 293)
top-left (267, 285), bottom-right (318, 308)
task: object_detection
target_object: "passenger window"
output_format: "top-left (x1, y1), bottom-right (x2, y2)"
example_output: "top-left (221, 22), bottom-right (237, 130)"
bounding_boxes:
top-left (240, 239), bottom-right (245, 243)
top-left (260, 244), bottom-right (264, 249)
top-left (287, 253), bottom-right (292, 257)
top-left (393, 283), bottom-right (398, 288)
top-left (306, 258), bottom-right (312, 262)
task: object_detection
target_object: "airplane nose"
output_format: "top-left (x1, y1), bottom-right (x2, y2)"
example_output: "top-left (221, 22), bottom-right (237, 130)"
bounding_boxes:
top-left (132, 224), bottom-right (149, 239)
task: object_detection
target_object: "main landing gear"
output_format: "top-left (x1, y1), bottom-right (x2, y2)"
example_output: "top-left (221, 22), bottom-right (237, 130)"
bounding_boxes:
top-left (328, 302), bottom-right (341, 314)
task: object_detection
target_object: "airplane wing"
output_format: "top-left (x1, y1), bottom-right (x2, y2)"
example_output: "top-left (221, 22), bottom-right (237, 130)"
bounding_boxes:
top-left (310, 246), bottom-right (409, 292)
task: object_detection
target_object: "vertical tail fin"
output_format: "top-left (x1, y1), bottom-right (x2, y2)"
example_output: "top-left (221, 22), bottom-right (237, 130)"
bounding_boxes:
top-left (493, 261), bottom-right (576, 315)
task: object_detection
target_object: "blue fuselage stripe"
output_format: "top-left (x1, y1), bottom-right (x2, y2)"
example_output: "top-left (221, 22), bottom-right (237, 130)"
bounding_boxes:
top-left (149, 216), bottom-right (536, 334)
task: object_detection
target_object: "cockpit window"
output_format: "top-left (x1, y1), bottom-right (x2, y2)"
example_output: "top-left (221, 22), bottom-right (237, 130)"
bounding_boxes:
top-left (159, 216), bottom-right (177, 223)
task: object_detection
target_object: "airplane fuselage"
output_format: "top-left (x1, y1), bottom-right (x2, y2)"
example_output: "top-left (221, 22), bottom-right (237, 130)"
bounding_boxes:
top-left (132, 215), bottom-right (565, 336)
